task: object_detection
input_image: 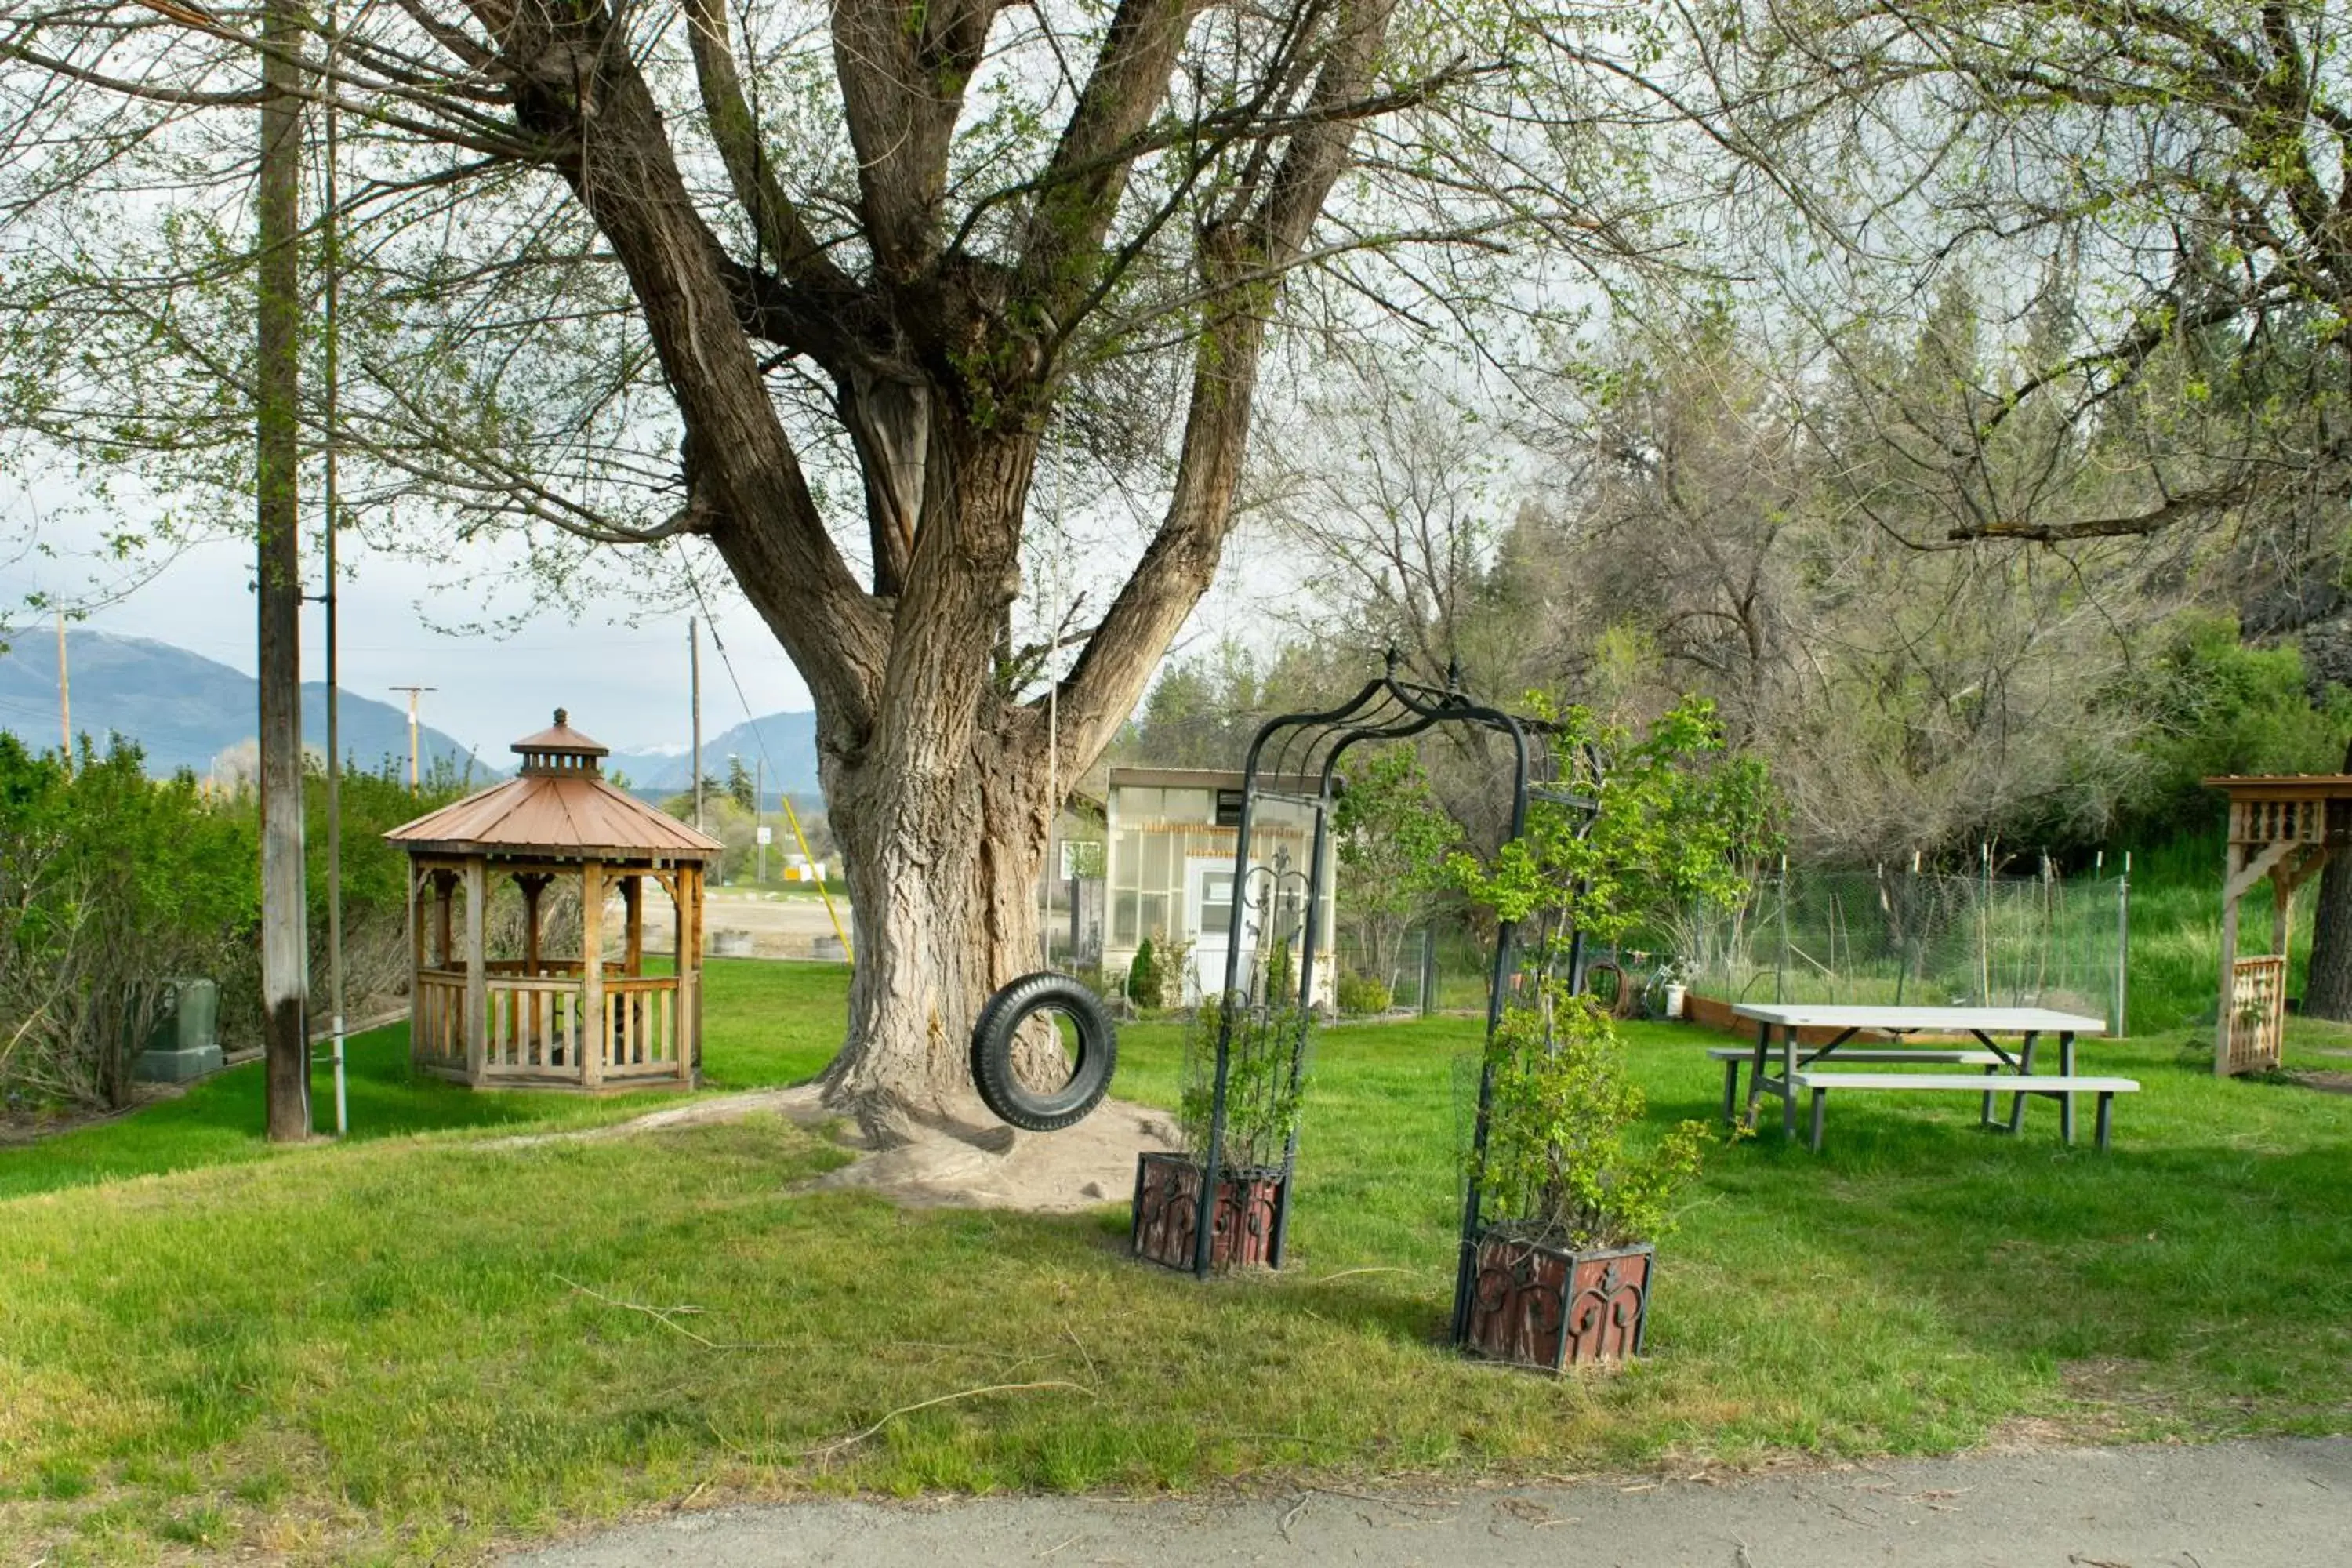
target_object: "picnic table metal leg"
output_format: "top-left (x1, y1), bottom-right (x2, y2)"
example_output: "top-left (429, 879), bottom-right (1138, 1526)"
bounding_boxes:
top-left (2057, 1033), bottom-right (2077, 1144)
top-left (1743, 1021), bottom-right (1770, 1130)
top-left (2007, 1033), bottom-right (2038, 1135)
top-left (1722, 1056), bottom-right (1740, 1125)
top-left (2096, 1091), bottom-right (2114, 1152)
top-left (1809, 1086), bottom-right (1827, 1152)
top-left (1781, 1026), bottom-right (1800, 1141)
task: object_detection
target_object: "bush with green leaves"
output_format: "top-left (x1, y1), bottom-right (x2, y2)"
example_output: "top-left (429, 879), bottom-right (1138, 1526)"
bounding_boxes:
top-left (1449, 694), bottom-right (1778, 966)
top-left (0, 735), bottom-right (257, 1110)
top-left (1335, 971), bottom-right (1392, 1016)
top-left (1127, 935), bottom-right (1162, 1009)
top-left (1474, 982), bottom-right (1709, 1250)
top-left (1178, 996), bottom-right (1308, 1172)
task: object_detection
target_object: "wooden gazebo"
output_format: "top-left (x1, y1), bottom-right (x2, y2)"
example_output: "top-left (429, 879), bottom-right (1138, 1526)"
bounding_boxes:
top-left (2205, 773), bottom-right (2352, 1075)
top-left (387, 710), bottom-right (723, 1090)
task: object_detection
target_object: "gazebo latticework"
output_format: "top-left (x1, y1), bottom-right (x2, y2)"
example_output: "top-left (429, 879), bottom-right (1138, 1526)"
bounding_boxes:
top-left (387, 710), bottom-right (723, 1090)
top-left (2205, 774), bottom-right (2352, 1075)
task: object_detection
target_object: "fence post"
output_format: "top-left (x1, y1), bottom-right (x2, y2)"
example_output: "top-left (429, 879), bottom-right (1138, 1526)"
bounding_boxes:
top-left (1978, 842), bottom-right (1992, 1003)
top-left (2115, 851), bottom-right (2130, 1037)
top-left (1775, 855), bottom-right (1789, 1003)
top-left (1420, 927), bottom-right (1437, 1018)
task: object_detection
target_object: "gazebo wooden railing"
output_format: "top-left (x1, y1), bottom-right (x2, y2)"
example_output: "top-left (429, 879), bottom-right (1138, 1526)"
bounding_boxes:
top-left (412, 967), bottom-right (689, 1086)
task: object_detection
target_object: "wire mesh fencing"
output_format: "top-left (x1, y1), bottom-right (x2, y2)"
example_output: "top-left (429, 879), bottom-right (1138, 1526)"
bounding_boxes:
top-left (1675, 861), bottom-right (2129, 1030)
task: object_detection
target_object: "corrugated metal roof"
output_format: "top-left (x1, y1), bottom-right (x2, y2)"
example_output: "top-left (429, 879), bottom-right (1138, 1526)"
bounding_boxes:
top-left (386, 712), bottom-right (724, 860)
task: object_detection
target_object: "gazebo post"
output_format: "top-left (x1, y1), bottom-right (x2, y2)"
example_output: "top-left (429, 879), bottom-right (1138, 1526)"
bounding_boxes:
top-left (463, 858), bottom-right (487, 1083)
top-left (434, 869), bottom-right (456, 967)
top-left (622, 875), bottom-right (643, 975)
top-left (581, 858), bottom-right (605, 1090)
top-left (519, 874), bottom-right (545, 973)
top-left (516, 872), bottom-right (550, 1056)
top-left (2216, 835), bottom-right (2240, 1076)
top-left (684, 863), bottom-right (702, 1076)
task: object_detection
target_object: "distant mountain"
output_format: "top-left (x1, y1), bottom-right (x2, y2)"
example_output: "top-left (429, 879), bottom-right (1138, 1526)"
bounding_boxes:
top-left (0, 630), bottom-right (493, 782)
top-left (606, 710), bottom-right (820, 797)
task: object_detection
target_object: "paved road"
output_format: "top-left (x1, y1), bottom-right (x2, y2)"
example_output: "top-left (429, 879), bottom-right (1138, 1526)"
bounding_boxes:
top-left (510, 1437), bottom-right (2350, 1567)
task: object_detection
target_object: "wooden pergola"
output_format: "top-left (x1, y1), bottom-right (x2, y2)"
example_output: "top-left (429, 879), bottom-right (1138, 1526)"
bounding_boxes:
top-left (386, 710), bottom-right (723, 1090)
top-left (2205, 773), bottom-right (2352, 1076)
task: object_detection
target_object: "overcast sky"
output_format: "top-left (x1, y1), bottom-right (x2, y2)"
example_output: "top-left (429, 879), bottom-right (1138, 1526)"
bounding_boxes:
top-left (0, 524), bottom-right (815, 757)
top-left (0, 481), bottom-right (1284, 760)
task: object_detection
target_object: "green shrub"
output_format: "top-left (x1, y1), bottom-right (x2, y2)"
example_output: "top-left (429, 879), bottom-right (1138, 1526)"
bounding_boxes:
top-left (1335, 971), bottom-right (1392, 1015)
top-left (0, 735), bottom-right (257, 1109)
top-left (1178, 995), bottom-right (1308, 1171)
top-left (1472, 981), bottom-right (1708, 1250)
top-left (1127, 935), bottom-right (1161, 1008)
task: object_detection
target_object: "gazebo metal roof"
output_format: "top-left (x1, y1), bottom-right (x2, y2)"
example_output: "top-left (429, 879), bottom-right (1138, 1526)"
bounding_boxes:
top-left (386, 710), bottom-right (724, 862)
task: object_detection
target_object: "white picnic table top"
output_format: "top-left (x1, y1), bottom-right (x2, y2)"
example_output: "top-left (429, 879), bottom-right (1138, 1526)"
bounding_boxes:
top-left (1729, 1003), bottom-right (2107, 1035)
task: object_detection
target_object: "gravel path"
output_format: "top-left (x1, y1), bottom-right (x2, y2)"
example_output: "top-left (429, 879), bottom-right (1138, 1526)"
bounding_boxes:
top-left (508, 1436), bottom-right (2350, 1567)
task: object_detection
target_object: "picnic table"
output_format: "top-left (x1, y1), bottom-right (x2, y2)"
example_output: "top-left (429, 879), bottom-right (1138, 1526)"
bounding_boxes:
top-left (1727, 1003), bottom-right (2136, 1151)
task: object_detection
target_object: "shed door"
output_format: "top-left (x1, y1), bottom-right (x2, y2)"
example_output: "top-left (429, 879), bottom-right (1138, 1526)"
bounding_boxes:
top-left (1186, 858), bottom-right (1250, 1002)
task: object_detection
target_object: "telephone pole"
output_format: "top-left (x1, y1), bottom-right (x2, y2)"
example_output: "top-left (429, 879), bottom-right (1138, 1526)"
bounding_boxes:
top-left (321, 4), bottom-right (348, 1137)
top-left (54, 611), bottom-right (70, 771)
top-left (256, 0), bottom-right (309, 1142)
top-left (688, 616), bottom-right (703, 833)
top-left (389, 684), bottom-right (434, 788)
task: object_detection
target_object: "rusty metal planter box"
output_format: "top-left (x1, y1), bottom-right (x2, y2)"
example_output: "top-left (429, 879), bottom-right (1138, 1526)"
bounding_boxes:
top-left (1130, 1151), bottom-right (1287, 1272)
top-left (1461, 1231), bottom-right (1652, 1370)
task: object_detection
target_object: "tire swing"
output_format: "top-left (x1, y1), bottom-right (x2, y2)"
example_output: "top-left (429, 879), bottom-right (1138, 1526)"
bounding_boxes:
top-left (969, 971), bottom-right (1119, 1131)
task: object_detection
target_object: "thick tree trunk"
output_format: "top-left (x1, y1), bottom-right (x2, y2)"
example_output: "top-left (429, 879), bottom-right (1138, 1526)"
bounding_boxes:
top-left (2303, 738), bottom-right (2352, 1019)
top-left (817, 701), bottom-right (1054, 1142)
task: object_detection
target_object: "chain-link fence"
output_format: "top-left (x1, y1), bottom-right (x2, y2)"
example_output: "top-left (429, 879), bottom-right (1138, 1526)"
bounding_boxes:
top-left (1677, 862), bottom-right (2129, 1031)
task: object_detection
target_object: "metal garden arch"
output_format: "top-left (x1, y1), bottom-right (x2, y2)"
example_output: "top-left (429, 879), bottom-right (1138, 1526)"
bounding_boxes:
top-left (1190, 653), bottom-right (1599, 1327)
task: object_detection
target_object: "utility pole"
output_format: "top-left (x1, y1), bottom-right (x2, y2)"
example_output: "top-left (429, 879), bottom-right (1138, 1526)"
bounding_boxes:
top-left (256, 0), bottom-right (309, 1142)
top-left (389, 684), bottom-right (434, 788)
top-left (689, 615), bottom-right (703, 833)
top-left (321, 2), bottom-right (348, 1136)
top-left (755, 756), bottom-right (766, 884)
top-left (54, 610), bottom-right (70, 771)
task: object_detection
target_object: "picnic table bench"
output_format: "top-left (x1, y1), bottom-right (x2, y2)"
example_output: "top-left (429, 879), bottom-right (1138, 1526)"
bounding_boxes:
top-left (1788, 1071), bottom-right (2140, 1152)
top-left (1727, 1004), bottom-right (2139, 1151)
top-left (1708, 1046), bottom-right (2003, 1124)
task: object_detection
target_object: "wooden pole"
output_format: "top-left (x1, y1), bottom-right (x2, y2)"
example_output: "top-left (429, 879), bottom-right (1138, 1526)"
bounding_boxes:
top-left (408, 864), bottom-right (423, 1065)
top-left (257, 0), bottom-right (308, 1141)
top-left (581, 860), bottom-right (605, 1089)
top-left (55, 611), bottom-right (71, 769)
top-left (689, 617), bottom-right (704, 833)
top-left (2216, 835), bottom-right (2241, 1075)
top-left (321, 5), bottom-right (347, 1134)
top-left (463, 859), bottom-right (486, 1083)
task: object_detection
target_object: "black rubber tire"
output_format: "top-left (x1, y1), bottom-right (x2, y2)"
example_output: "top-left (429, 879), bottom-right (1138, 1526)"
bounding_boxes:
top-left (969, 971), bottom-right (1119, 1132)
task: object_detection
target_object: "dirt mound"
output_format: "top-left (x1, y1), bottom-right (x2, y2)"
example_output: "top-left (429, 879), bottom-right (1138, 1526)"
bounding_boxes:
top-left (492, 1086), bottom-right (1176, 1214)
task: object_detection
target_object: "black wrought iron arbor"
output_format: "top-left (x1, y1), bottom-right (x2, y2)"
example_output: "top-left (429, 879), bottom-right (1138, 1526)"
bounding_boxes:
top-left (1191, 653), bottom-right (1588, 1298)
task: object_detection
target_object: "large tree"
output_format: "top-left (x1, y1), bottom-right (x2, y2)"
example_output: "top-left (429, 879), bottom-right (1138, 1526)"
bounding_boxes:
top-left (0, 0), bottom-right (1690, 1134)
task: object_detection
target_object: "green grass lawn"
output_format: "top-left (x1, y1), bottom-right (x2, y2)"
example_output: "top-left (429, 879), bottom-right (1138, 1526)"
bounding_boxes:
top-left (5, 961), bottom-right (2351, 1565)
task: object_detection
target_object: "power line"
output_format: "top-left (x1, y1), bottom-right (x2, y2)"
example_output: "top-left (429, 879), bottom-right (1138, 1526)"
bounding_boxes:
top-left (680, 563), bottom-right (851, 959)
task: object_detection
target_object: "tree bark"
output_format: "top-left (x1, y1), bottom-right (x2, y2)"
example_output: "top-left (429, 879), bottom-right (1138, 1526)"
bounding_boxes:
top-left (818, 698), bottom-right (1052, 1141)
top-left (2302, 736), bottom-right (2352, 1019)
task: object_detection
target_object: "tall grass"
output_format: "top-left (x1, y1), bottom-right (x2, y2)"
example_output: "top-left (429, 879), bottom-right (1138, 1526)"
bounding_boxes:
top-left (2121, 833), bottom-right (2320, 1036)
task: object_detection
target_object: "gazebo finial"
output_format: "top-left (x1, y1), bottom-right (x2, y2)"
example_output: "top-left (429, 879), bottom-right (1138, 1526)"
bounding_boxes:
top-left (554, 706), bottom-right (568, 727)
